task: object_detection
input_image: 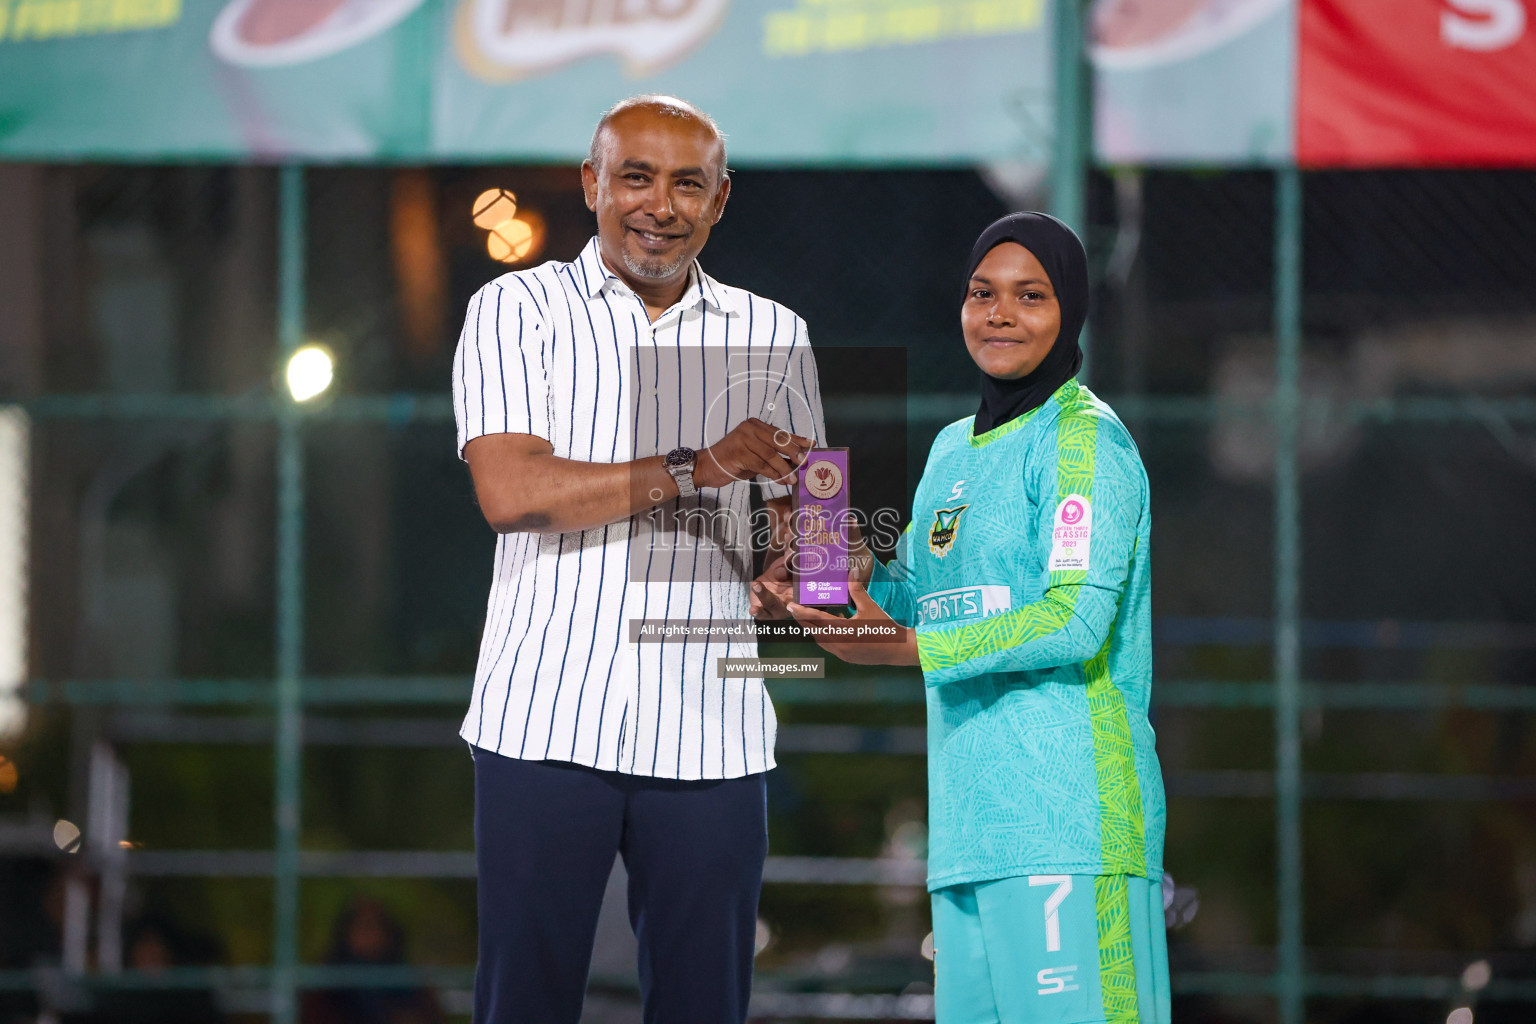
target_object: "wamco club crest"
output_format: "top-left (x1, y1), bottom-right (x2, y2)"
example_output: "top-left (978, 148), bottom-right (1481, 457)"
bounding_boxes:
top-left (927, 505), bottom-right (969, 557)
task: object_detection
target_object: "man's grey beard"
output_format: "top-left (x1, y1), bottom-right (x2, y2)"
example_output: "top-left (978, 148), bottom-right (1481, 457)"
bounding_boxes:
top-left (622, 245), bottom-right (691, 281)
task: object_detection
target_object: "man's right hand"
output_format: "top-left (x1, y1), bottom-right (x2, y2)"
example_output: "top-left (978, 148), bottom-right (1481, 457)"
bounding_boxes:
top-left (695, 418), bottom-right (813, 490)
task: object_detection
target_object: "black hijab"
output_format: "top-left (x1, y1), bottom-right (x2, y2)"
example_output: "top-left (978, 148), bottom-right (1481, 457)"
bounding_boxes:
top-left (963, 212), bottom-right (1088, 434)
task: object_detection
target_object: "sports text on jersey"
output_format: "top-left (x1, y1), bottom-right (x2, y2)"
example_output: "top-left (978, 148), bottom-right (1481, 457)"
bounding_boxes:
top-left (917, 585), bottom-right (1012, 626)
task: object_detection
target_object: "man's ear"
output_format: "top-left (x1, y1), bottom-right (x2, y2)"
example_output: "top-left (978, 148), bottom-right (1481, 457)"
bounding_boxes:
top-left (711, 175), bottom-right (731, 225)
top-left (580, 160), bottom-right (599, 212)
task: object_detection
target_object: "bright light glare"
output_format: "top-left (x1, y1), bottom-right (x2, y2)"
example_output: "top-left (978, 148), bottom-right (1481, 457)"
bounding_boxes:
top-left (1447, 1008), bottom-right (1474, 1024)
top-left (754, 918), bottom-right (772, 956)
top-left (472, 188), bottom-right (517, 229)
top-left (286, 345), bottom-right (334, 402)
top-left (1462, 960), bottom-right (1492, 991)
top-left (920, 931), bottom-right (935, 961)
top-left (471, 188), bottom-right (543, 265)
top-left (487, 216), bottom-right (536, 263)
top-left (0, 407), bottom-right (27, 740)
top-left (53, 819), bottom-right (81, 853)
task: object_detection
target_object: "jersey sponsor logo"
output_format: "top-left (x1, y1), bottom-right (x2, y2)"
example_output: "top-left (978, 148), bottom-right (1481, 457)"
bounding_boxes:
top-left (804, 459), bottom-right (844, 499)
top-left (927, 504), bottom-right (969, 557)
top-left (1037, 965), bottom-right (1080, 996)
top-left (1048, 493), bottom-right (1092, 571)
top-left (917, 585), bottom-right (1010, 625)
top-left (949, 479), bottom-right (967, 502)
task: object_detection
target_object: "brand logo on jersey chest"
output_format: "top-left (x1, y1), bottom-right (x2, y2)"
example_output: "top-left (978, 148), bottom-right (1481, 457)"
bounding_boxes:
top-left (927, 505), bottom-right (969, 557)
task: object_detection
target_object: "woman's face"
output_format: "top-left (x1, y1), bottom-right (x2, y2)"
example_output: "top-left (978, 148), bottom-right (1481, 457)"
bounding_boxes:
top-left (961, 242), bottom-right (1062, 380)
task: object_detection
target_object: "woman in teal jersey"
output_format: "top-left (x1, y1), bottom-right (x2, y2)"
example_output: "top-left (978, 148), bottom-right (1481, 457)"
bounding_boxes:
top-left (755, 213), bottom-right (1169, 1024)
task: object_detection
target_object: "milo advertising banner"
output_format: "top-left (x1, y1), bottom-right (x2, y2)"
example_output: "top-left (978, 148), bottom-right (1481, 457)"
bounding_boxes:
top-left (7, 0), bottom-right (1528, 166)
top-left (0, 0), bottom-right (1055, 161)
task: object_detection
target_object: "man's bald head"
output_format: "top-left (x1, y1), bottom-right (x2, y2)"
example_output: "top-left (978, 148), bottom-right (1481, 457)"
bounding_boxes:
top-left (587, 95), bottom-right (729, 187)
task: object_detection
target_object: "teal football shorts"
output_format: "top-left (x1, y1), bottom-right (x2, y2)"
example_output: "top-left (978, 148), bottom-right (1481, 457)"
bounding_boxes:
top-left (931, 873), bottom-right (1171, 1024)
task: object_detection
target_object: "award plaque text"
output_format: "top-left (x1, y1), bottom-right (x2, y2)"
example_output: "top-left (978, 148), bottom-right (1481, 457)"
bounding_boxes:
top-left (793, 447), bottom-right (851, 608)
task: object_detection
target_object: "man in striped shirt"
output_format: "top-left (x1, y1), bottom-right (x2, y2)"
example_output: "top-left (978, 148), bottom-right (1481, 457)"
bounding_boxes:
top-left (452, 96), bottom-right (826, 1024)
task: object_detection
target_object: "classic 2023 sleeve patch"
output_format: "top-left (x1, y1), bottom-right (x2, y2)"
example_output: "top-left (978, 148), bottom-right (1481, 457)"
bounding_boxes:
top-left (1048, 494), bottom-right (1092, 572)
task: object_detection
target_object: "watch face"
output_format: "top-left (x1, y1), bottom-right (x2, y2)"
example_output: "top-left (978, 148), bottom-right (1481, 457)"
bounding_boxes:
top-left (664, 447), bottom-right (696, 468)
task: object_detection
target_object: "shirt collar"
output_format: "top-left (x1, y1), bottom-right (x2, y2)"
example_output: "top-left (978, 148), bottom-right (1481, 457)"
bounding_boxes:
top-left (574, 237), bottom-right (735, 316)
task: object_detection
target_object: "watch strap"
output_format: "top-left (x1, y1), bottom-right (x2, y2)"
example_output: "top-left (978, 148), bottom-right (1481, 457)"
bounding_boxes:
top-left (664, 449), bottom-right (698, 497)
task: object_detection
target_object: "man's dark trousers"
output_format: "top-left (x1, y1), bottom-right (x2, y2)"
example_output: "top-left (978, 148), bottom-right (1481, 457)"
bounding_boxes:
top-left (471, 746), bottom-right (767, 1024)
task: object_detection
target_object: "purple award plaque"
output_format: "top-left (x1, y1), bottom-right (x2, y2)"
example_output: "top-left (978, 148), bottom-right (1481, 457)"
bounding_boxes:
top-left (793, 448), bottom-right (851, 608)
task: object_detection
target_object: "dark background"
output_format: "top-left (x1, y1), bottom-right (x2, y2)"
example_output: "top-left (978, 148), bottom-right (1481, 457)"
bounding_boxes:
top-left (1, 163), bottom-right (1534, 1023)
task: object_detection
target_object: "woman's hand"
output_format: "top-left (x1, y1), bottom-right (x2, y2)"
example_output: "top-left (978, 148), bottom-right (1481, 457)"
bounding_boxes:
top-left (787, 583), bottom-right (920, 666)
top-left (750, 515), bottom-right (876, 620)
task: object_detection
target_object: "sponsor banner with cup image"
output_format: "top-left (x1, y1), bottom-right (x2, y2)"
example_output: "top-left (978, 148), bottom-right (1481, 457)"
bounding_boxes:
top-left (0, 0), bottom-right (1054, 162)
top-left (6, 0), bottom-right (1530, 166)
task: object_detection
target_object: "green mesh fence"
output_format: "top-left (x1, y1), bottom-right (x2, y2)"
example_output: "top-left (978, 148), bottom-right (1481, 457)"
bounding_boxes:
top-left (1, 160), bottom-right (1534, 1024)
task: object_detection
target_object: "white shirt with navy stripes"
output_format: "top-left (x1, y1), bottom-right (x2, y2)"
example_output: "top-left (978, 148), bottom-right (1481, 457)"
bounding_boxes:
top-left (452, 237), bottom-right (826, 780)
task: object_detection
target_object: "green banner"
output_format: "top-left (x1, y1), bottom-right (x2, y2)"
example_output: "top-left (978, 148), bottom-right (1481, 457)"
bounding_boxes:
top-left (0, 0), bottom-right (1053, 162)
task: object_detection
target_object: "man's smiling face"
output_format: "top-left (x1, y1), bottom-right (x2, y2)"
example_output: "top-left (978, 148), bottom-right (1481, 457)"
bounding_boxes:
top-left (582, 105), bottom-right (730, 294)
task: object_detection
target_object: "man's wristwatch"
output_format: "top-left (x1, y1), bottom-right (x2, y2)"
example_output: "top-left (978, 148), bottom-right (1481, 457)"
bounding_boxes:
top-left (663, 446), bottom-right (698, 498)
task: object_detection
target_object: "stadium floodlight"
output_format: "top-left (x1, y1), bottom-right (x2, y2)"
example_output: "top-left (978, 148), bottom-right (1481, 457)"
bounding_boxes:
top-left (286, 344), bottom-right (335, 402)
top-left (472, 188), bottom-right (545, 264)
top-left (53, 819), bottom-right (82, 853)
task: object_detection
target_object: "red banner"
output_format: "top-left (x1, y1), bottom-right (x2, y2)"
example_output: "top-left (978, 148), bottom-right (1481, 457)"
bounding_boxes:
top-left (1298, 0), bottom-right (1536, 166)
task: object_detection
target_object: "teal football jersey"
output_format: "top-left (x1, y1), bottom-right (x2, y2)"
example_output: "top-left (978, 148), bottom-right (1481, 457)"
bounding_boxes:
top-left (869, 379), bottom-right (1165, 890)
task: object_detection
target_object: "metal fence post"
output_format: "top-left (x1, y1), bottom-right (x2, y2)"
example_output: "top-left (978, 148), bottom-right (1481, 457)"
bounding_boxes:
top-left (273, 164), bottom-right (307, 1024)
top-left (1273, 165), bottom-right (1304, 1024)
top-left (1051, 0), bottom-right (1092, 380)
